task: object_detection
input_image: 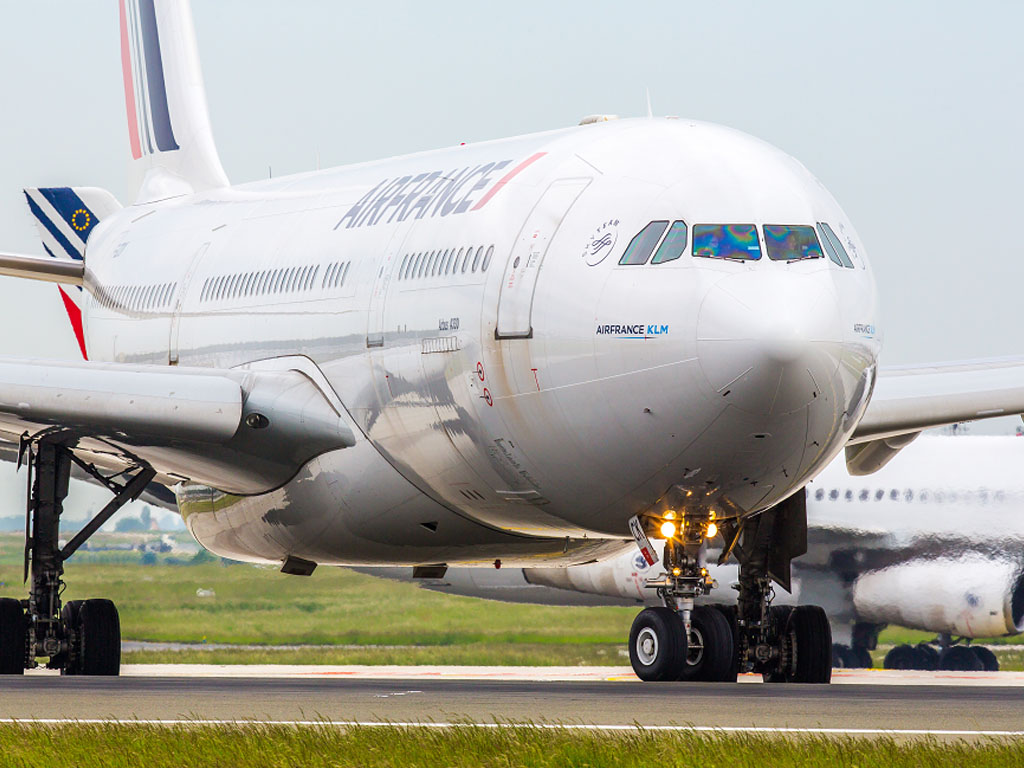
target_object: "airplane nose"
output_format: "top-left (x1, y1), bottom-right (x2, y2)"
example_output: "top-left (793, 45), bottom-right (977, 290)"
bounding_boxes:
top-left (696, 271), bottom-right (843, 416)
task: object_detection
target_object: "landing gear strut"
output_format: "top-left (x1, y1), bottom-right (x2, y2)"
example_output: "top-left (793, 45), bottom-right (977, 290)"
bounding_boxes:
top-left (0, 437), bottom-right (154, 675)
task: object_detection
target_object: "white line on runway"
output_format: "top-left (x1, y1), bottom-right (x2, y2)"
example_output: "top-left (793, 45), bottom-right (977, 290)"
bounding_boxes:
top-left (0, 719), bottom-right (1022, 737)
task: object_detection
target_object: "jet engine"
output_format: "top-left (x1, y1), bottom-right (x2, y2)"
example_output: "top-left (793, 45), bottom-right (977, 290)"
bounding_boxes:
top-left (851, 556), bottom-right (1024, 638)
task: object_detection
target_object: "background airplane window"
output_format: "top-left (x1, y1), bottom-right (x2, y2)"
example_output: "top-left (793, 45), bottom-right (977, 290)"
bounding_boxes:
top-left (651, 221), bottom-right (688, 264)
top-left (472, 246), bottom-right (484, 272)
top-left (763, 224), bottom-right (824, 261)
top-left (692, 224), bottom-right (762, 260)
top-left (482, 245), bottom-right (494, 272)
top-left (461, 246), bottom-right (471, 273)
top-left (341, 261), bottom-right (351, 285)
top-left (619, 221), bottom-right (668, 265)
top-left (818, 222), bottom-right (854, 268)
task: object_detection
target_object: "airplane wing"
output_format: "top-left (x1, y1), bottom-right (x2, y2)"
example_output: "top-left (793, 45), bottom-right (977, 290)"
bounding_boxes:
top-left (845, 358), bottom-right (1024, 474)
top-left (0, 356), bottom-right (355, 495)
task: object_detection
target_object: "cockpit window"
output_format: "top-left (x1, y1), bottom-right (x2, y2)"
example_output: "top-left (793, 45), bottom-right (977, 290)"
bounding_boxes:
top-left (692, 224), bottom-right (761, 261)
top-left (763, 225), bottom-right (824, 261)
top-left (651, 221), bottom-right (688, 264)
top-left (619, 221), bottom-right (668, 265)
top-left (817, 222), bottom-right (854, 268)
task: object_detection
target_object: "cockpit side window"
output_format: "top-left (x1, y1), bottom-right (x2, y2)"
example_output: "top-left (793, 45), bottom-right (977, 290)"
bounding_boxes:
top-left (817, 222), bottom-right (854, 268)
top-left (619, 221), bottom-right (668, 265)
top-left (651, 221), bottom-right (688, 264)
top-left (692, 224), bottom-right (761, 261)
top-left (763, 225), bottom-right (824, 261)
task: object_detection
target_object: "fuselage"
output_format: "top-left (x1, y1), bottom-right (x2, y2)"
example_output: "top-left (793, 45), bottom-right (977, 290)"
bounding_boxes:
top-left (79, 117), bottom-right (880, 566)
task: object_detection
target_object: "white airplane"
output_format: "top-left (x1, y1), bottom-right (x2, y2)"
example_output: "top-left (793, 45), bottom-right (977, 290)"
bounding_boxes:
top-left (367, 434), bottom-right (1024, 674)
top-left (2, 0), bottom-right (1024, 684)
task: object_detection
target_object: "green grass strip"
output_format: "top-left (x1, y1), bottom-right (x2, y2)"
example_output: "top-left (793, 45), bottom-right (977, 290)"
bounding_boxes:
top-left (0, 723), bottom-right (1021, 768)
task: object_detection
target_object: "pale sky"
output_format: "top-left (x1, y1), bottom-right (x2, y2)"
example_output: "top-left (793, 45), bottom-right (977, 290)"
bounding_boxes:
top-left (1, 2), bottom-right (1023, 379)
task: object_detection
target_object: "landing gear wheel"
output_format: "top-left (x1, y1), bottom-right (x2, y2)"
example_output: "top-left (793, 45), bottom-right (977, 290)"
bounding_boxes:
top-left (66, 599), bottom-right (120, 676)
top-left (884, 644), bottom-right (915, 670)
top-left (629, 607), bottom-right (686, 682)
top-left (938, 645), bottom-right (983, 672)
top-left (832, 644), bottom-right (856, 668)
top-left (678, 605), bottom-right (735, 682)
top-left (56, 600), bottom-right (83, 675)
top-left (913, 643), bottom-right (939, 671)
top-left (850, 646), bottom-right (873, 669)
top-left (766, 605), bottom-right (831, 683)
top-left (969, 645), bottom-right (999, 672)
top-left (0, 598), bottom-right (25, 675)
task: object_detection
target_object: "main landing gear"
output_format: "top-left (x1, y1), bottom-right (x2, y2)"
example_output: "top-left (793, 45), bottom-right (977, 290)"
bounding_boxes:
top-left (884, 633), bottom-right (1001, 672)
top-left (0, 438), bottom-right (154, 675)
top-left (628, 490), bottom-right (832, 683)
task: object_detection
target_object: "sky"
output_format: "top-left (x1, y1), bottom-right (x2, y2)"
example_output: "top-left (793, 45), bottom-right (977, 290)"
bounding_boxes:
top-left (0, 0), bottom-right (1022, 494)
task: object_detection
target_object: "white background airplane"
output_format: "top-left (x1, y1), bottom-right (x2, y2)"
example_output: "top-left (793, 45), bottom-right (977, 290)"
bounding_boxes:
top-left (0, 1), bottom-right (1023, 687)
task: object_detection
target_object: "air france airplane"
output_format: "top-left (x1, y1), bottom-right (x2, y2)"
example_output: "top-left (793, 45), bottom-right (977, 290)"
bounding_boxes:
top-left (2, 0), bottom-right (1024, 683)
top-left (371, 434), bottom-right (1024, 675)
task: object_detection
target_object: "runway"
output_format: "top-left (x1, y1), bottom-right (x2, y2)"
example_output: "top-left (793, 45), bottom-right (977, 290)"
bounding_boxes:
top-left (1, 666), bottom-right (1023, 736)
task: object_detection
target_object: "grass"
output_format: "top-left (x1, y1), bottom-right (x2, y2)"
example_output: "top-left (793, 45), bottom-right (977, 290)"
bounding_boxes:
top-left (0, 724), bottom-right (1020, 768)
top-left (121, 643), bottom-right (628, 666)
top-left (0, 557), bottom-right (639, 649)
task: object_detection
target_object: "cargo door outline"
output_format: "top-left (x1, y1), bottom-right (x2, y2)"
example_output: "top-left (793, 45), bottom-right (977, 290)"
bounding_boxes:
top-left (495, 178), bottom-right (590, 339)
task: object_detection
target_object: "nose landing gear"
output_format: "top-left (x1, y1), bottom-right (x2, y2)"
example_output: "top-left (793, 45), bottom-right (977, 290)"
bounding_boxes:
top-left (627, 490), bottom-right (832, 683)
top-left (0, 438), bottom-right (154, 675)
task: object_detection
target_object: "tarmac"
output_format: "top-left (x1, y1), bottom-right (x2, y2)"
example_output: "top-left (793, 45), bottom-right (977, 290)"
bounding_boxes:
top-left (0, 666), bottom-right (1022, 737)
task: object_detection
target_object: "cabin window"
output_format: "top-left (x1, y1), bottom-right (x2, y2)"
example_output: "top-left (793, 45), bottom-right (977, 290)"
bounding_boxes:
top-left (817, 222), bottom-right (854, 268)
top-left (461, 246), bottom-right (472, 273)
top-left (471, 246), bottom-right (484, 272)
top-left (692, 224), bottom-right (761, 261)
top-left (341, 262), bottom-right (351, 285)
top-left (763, 225), bottom-right (823, 261)
top-left (651, 221), bottom-right (688, 264)
top-left (482, 245), bottom-right (494, 272)
top-left (619, 221), bottom-right (668, 265)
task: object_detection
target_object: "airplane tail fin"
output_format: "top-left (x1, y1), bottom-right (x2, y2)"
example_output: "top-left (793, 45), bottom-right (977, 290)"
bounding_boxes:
top-left (119, 0), bottom-right (228, 202)
top-left (22, 187), bottom-right (123, 359)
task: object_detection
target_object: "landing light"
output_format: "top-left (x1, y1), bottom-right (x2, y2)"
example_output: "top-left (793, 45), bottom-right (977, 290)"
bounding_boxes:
top-left (659, 520), bottom-right (677, 538)
top-left (672, 567), bottom-right (682, 577)
top-left (663, 510), bottom-right (676, 520)
top-left (706, 522), bottom-right (718, 539)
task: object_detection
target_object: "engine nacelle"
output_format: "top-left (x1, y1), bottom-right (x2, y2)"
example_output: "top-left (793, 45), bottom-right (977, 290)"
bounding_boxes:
top-left (852, 556), bottom-right (1024, 638)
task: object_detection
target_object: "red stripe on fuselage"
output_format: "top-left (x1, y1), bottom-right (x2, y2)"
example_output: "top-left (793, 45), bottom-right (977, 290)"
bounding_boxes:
top-left (57, 287), bottom-right (88, 360)
top-left (470, 152), bottom-right (547, 211)
top-left (119, 0), bottom-right (142, 160)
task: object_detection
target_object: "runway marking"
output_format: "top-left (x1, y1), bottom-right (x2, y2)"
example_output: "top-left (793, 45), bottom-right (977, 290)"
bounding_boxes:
top-left (0, 720), bottom-right (1022, 737)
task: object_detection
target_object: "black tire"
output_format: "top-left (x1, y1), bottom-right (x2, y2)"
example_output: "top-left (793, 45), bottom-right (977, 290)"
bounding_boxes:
top-left (789, 605), bottom-right (832, 683)
top-left (938, 644), bottom-right (983, 672)
top-left (832, 644), bottom-right (856, 668)
top-left (762, 605), bottom-right (794, 683)
top-left (0, 598), bottom-right (25, 675)
top-left (913, 643), bottom-right (939, 671)
top-left (57, 600), bottom-right (84, 675)
top-left (78, 599), bottom-right (120, 676)
top-left (678, 605), bottom-right (735, 682)
top-left (850, 646), bottom-right (873, 669)
top-left (969, 645), bottom-right (999, 672)
top-left (884, 644), bottom-right (915, 670)
top-left (628, 607), bottom-right (686, 682)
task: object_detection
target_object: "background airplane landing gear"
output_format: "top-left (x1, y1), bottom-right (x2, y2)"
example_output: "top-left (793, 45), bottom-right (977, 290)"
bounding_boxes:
top-left (629, 607), bottom-right (687, 681)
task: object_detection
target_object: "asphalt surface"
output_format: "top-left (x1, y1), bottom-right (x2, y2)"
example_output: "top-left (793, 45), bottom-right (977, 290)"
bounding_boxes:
top-left (1, 675), bottom-right (1023, 733)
